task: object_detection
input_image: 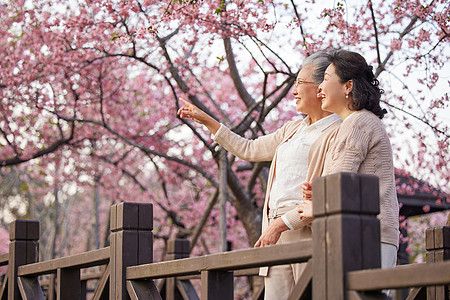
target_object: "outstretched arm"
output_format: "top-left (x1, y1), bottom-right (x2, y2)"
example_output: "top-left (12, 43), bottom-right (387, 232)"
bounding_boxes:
top-left (177, 98), bottom-right (220, 135)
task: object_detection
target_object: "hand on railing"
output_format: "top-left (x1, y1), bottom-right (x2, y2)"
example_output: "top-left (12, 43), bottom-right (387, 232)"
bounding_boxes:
top-left (297, 200), bottom-right (313, 218)
top-left (254, 218), bottom-right (288, 248)
top-left (301, 181), bottom-right (312, 200)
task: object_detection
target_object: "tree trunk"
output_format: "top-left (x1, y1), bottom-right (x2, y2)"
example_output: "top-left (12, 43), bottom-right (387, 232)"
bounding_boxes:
top-left (219, 147), bottom-right (228, 252)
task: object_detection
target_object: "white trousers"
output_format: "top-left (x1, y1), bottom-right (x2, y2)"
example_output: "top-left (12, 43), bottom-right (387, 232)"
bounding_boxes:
top-left (381, 243), bottom-right (398, 297)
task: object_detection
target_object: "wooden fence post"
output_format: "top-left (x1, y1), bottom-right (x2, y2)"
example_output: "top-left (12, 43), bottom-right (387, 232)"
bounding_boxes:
top-left (166, 239), bottom-right (190, 300)
top-left (311, 173), bottom-right (382, 300)
top-left (56, 268), bottom-right (80, 299)
top-left (8, 220), bottom-right (39, 300)
top-left (110, 202), bottom-right (153, 300)
top-left (201, 270), bottom-right (233, 300)
top-left (426, 226), bottom-right (450, 300)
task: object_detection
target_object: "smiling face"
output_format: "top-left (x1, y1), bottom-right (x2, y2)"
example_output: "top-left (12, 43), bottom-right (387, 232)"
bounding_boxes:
top-left (292, 65), bottom-right (321, 115)
top-left (318, 64), bottom-right (351, 115)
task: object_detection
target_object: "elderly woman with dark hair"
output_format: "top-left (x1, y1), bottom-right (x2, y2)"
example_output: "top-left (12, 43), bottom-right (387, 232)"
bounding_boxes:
top-left (298, 49), bottom-right (399, 271)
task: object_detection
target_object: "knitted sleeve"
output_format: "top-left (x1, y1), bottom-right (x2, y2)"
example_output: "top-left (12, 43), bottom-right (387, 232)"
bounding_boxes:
top-left (213, 121), bottom-right (299, 162)
top-left (326, 117), bottom-right (372, 174)
top-left (283, 208), bottom-right (313, 230)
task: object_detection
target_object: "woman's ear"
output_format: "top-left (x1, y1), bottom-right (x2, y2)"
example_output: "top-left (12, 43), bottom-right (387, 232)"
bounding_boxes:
top-left (345, 80), bottom-right (353, 94)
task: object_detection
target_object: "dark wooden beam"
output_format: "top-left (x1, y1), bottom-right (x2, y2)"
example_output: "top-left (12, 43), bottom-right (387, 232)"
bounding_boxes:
top-left (18, 247), bottom-right (110, 277)
top-left (127, 239), bottom-right (312, 280)
top-left (347, 261), bottom-right (450, 290)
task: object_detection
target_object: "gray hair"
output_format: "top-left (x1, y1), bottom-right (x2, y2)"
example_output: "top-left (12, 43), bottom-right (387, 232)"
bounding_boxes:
top-left (301, 52), bottom-right (330, 84)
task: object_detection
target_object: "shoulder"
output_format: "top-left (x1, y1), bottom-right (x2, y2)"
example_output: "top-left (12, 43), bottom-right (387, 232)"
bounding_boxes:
top-left (280, 118), bottom-right (304, 135)
top-left (340, 110), bottom-right (383, 133)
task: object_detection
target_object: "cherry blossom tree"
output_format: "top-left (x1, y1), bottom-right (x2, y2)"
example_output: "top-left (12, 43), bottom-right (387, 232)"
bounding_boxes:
top-left (0, 0), bottom-right (448, 266)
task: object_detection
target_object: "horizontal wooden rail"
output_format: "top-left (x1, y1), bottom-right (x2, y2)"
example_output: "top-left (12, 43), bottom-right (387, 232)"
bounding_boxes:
top-left (0, 253), bottom-right (8, 266)
top-left (172, 268), bottom-right (260, 281)
top-left (17, 247), bottom-right (110, 277)
top-left (127, 239), bottom-right (312, 280)
top-left (348, 260), bottom-right (450, 291)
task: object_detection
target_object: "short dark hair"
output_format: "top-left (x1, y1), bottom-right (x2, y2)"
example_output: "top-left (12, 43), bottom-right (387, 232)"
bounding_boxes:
top-left (328, 50), bottom-right (387, 119)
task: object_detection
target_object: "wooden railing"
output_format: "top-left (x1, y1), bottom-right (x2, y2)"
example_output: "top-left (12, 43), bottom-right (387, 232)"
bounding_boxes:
top-left (0, 172), bottom-right (448, 300)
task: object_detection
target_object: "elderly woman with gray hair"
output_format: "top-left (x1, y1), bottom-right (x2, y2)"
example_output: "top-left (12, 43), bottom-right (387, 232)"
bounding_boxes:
top-left (178, 52), bottom-right (341, 299)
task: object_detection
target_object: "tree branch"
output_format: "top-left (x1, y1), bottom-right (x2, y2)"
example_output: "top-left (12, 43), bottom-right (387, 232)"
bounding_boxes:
top-left (368, 0), bottom-right (382, 66)
top-left (223, 37), bottom-right (256, 108)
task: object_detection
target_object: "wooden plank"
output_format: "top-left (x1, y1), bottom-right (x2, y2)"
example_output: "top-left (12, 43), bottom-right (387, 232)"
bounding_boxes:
top-left (92, 263), bottom-right (110, 300)
top-left (234, 268), bottom-right (259, 276)
top-left (347, 261), bottom-right (450, 291)
top-left (56, 268), bottom-right (81, 300)
top-left (165, 269), bottom-right (260, 281)
top-left (200, 270), bottom-right (233, 300)
top-left (347, 290), bottom-right (386, 300)
top-left (312, 176), bottom-right (326, 217)
top-left (361, 216), bottom-right (381, 270)
top-left (427, 250), bottom-right (436, 300)
top-left (127, 240), bottom-right (312, 280)
top-left (80, 280), bottom-right (87, 299)
top-left (359, 174), bottom-right (380, 215)
top-left (47, 274), bottom-right (55, 300)
top-left (18, 247), bottom-right (110, 277)
top-left (327, 214), bottom-right (362, 299)
top-left (9, 240), bottom-right (28, 299)
top-left (165, 277), bottom-right (177, 300)
top-left (138, 204), bottom-right (153, 230)
top-left (126, 280), bottom-right (162, 300)
top-left (110, 232), bottom-right (117, 300)
top-left (287, 259), bottom-right (312, 300)
top-left (177, 279), bottom-right (199, 300)
top-left (9, 221), bottom-right (28, 241)
top-left (26, 241), bottom-right (38, 265)
top-left (0, 274), bottom-right (7, 300)
top-left (17, 277), bottom-right (44, 300)
top-left (80, 271), bottom-right (103, 281)
top-left (116, 203), bottom-right (139, 231)
top-left (115, 230), bottom-right (138, 300)
top-left (0, 254), bottom-right (9, 266)
top-left (138, 231), bottom-right (153, 265)
top-left (435, 227), bottom-right (450, 249)
top-left (312, 218), bottom-right (327, 300)
top-left (110, 204), bottom-right (118, 232)
top-left (26, 221), bottom-right (40, 241)
top-left (434, 249), bottom-right (450, 300)
top-left (326, 173), bottom-right (361, 214)
top-left (167, 239), bottom-right (190, 258)
top-left (406, 287), bottom-right (426, 300)
top-left (426, 228), bottom-right (435, 250)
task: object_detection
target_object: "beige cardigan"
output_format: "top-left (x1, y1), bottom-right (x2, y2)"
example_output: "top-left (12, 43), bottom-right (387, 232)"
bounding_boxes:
top-left (213, 117), bottom-right (342, 234)
top-left (284, 110), bottom-right (400, 248)
top-left (323, 110), bottom-right (399, 248)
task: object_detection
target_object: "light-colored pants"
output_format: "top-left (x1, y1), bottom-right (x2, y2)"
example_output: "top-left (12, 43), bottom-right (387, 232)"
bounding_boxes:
top-left (264, 218), bottom-right (311, 300)
top-left (263, 225), bottom-right (397, 299)
top-left (381, 242), bottom-right (397, 269)
top-left (381, 243), bottom-right (398, 297)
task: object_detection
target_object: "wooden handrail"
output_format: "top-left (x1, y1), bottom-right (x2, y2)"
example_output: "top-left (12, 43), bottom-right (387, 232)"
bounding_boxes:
top-left (17, 247), bottom-right (110, 277)
top-left (347, 260), bottom-right (450, 291)
top-left (127, 239), bottom-right (312, 280)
